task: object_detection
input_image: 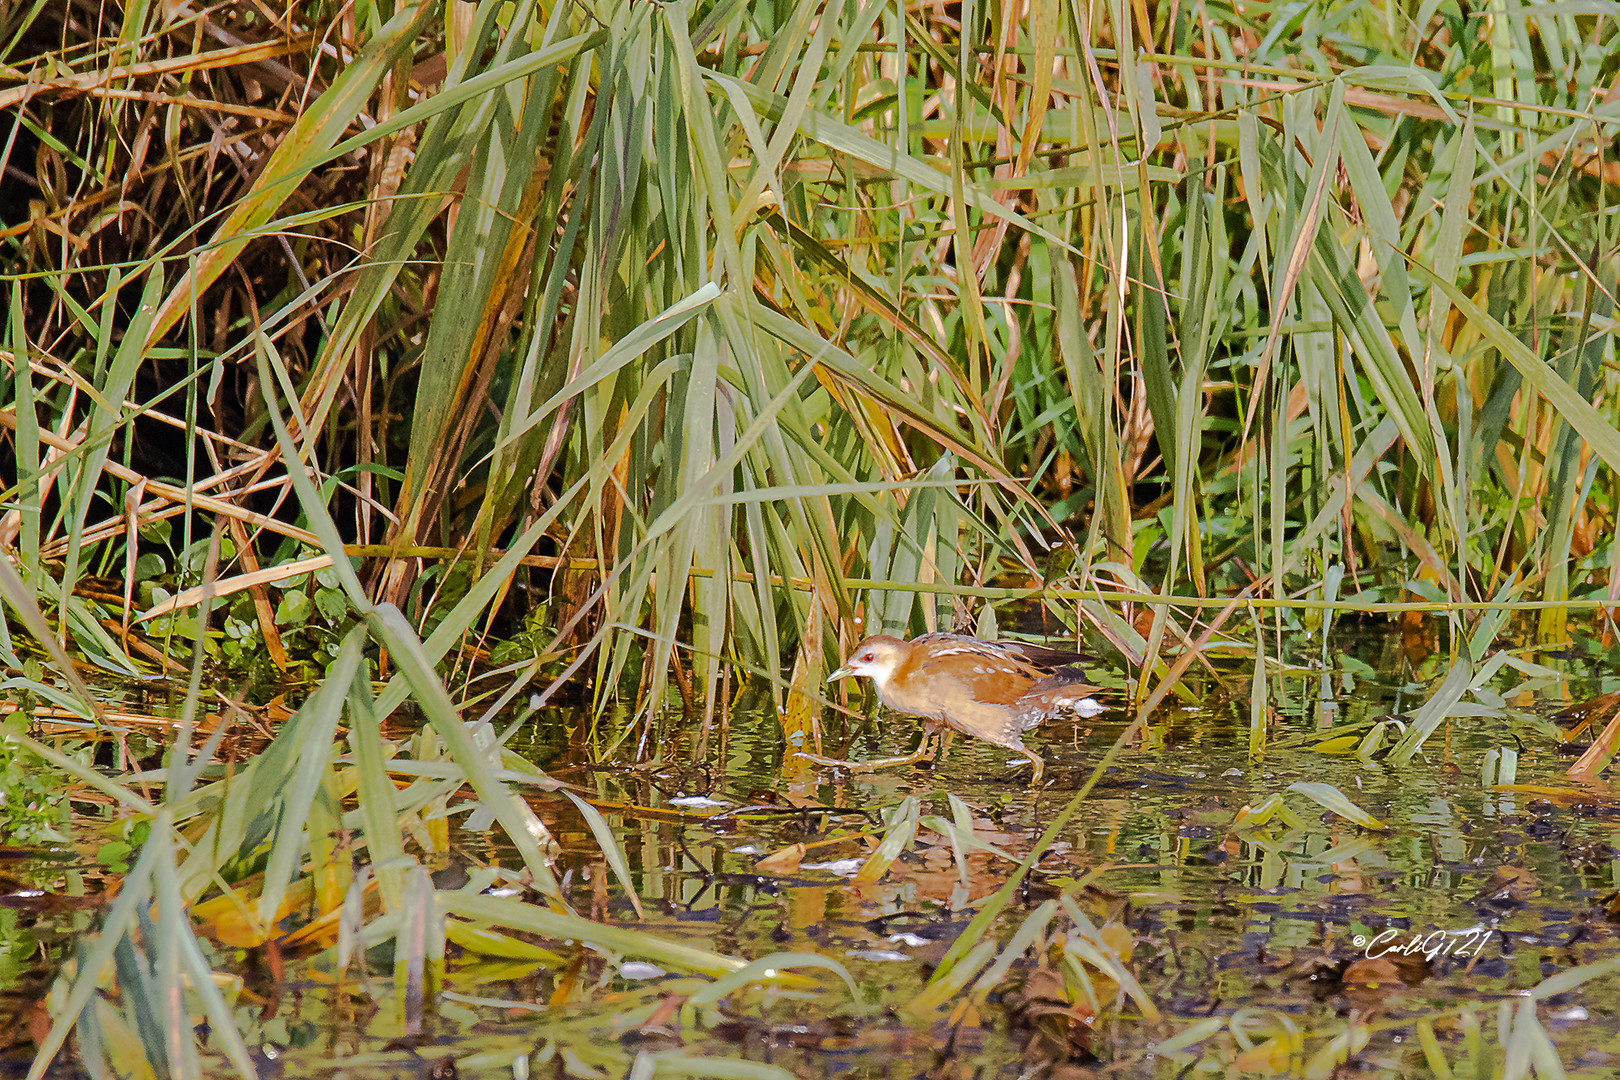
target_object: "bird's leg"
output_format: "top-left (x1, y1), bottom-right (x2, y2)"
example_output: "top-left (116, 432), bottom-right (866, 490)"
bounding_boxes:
top-left (932, 728), bottom-right (953, 765)
top-left (798, 729), bottom-right (936, 773)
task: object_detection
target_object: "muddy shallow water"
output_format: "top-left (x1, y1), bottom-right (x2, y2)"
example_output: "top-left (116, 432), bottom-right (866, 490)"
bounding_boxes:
top-left (6, 631), bottom-right (1620, 1077)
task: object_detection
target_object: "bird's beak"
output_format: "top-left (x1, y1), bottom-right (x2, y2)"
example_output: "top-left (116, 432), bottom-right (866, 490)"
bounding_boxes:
top-left (827, 664), bottom-right (853, 682)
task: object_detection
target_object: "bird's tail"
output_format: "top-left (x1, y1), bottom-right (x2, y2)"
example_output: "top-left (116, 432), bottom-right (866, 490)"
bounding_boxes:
top-left (1022, 678), bottom-right (1106, 729)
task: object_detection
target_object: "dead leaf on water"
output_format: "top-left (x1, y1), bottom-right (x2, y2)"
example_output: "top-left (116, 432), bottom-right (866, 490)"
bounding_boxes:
top-left (1341, 956), bottom-right (1400, 987)
top-left (1471, 865), bottom-right (1538, 904)
top-left (755, 843), bottom-right (805, 873)
top-left (1231, 1030), bottom-right (1303, 1074)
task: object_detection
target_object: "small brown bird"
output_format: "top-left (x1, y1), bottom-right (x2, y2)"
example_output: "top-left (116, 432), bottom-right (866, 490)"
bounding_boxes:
top-left (806, 632), bottom-right (1105, 782)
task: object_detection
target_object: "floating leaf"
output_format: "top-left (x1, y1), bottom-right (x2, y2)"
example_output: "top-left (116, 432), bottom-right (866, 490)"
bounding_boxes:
top-left (1286, 782), bottom-right (1388, 830)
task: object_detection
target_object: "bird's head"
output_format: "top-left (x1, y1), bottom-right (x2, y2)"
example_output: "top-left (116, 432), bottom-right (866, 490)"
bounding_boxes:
top-left (828, 635), bottom-right (905, 689)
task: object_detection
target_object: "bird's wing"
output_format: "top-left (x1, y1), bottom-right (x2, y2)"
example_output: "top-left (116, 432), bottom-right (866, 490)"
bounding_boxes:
top-left (1003, 640), bottom-right (1089, 669)
top-left (913, 632), bottom-right (1089, 673)
top-left (919, 653), bottom-right (1037, 705)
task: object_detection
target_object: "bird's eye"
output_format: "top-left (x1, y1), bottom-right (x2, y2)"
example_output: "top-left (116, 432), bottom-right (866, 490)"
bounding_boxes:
top-left (861, 652), bottom-right (875, 661)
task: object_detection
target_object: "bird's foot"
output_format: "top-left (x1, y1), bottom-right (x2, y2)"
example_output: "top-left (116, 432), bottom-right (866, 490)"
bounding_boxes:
top-left (999, 749), bottom-right (1046, 785)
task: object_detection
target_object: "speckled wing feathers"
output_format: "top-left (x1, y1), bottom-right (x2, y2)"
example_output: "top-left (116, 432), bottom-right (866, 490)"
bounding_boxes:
top-left (906, 632), bottom-right (1086, 669)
